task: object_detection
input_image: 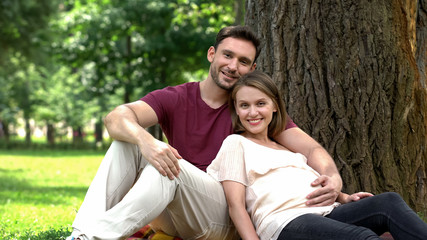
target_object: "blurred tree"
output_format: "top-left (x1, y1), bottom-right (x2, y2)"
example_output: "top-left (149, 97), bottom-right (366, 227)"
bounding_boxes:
top-left (33, 66), bottom-right (97, 146)
top-left (5, 55), bottom-right (45, 146)
top-left (0, 0), bottom-right (237, 146)
top-left (54, 0), bottom-right (235, 100)
top-left (0, 0), bottom-right (57, 62)
top-left (0, 0), bottom-right (59, 144)
top-left (0, 65), bottom-right (19, 142)
top-left (233, 0), bottom-right (245, 25)
top-left (52, 0), bottom-right (236, 141)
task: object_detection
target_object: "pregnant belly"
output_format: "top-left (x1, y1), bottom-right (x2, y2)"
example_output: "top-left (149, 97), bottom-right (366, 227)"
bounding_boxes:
top-left (250, 167), bottom-right (321, 211)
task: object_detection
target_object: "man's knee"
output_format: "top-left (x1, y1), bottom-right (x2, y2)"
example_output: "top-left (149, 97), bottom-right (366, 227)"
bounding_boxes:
top-left (110, 140), bottom-right (138, 152)
top-left (108, 140), bottom-right (146, 170)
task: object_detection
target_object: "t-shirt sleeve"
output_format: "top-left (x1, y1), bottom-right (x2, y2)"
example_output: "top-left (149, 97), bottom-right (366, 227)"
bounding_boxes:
top-left (285, 114), bottom-right (297, 129)
top-left (207, 135), bottom-right (249, 186)
top-left (140, 87), bottom-right (179, 124)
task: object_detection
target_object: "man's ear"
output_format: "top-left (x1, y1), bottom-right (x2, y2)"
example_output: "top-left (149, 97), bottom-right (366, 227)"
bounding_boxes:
top-left (250, 62), bottom-right (257, 71)
top-left (207, 46), bottom-right (215, 63)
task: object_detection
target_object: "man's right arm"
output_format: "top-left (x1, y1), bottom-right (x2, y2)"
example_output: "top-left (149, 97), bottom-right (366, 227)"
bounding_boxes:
top-left (104, 100), bottom-right (181, 179)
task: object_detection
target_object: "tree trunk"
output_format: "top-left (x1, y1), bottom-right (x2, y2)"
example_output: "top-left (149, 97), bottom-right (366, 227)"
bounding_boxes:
top-left (95, 118), bottom-right (103, 143)
top-left (72, 126), bottom-right (84, 145)
top-left (24, 116), bottom-right (31, 146)
top-left (415, 0), bottom-right (426, 89)
top-left (24, 79), bottom-right (32, 146)
top-left (1, 120), bottom-right (9, 142)
top-left (246, 0), bottom-right (427, 212)
top-left (46, 121), bottom-right (55, 147)
top-left (234, 0), bottom-right (245, 25)
top-left (124, 35), bottom-right (132, 104)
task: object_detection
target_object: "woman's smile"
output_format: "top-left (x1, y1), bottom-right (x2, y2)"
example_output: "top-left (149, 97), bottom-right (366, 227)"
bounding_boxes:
top-left (248, 118), bottom-right (263, 125)
top-left (235, 86), bottom-right (277, 138)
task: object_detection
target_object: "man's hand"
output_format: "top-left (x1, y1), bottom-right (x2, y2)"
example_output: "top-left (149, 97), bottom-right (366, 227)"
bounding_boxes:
top-left (345, 192), bottom-right (374, 203)
top-left (274, 127), bottom-right (343, 206)
top-left (105, 101), bottom-right (182, 180)
top-left (337, 192), bottom-right (374, 204)
top-left (306, 175), bottom-right (341, 206)
top-left (139, 139), bottom-right (182, 180)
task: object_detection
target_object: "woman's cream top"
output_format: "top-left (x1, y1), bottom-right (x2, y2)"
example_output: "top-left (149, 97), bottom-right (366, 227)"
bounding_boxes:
top-left (207, 134), bottom-right (339, 240)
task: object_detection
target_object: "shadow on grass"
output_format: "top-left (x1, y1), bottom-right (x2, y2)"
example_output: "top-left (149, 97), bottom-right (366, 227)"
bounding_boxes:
top-left (0, 168), bottom-right (89, 206)
top-left (0, 149), bottom-right (106, 157)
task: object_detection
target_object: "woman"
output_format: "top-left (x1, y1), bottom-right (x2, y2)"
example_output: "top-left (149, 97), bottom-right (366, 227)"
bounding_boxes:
top-left (207, 70), bottom-right (427, 240)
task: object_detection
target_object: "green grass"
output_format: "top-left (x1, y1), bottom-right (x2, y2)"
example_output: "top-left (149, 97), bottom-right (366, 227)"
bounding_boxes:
top-left (1, 149), bottom-right (426, 239)
top-left (0, 149), bottom-right (104, 240)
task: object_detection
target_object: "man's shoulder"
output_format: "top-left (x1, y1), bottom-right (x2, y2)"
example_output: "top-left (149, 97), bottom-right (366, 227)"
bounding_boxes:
top-left (163, 81), bottom-right (199, 92)
top-left (160, 81), bottom-right (199, 100)
top-left (141, 81), bottom-right (199, 102)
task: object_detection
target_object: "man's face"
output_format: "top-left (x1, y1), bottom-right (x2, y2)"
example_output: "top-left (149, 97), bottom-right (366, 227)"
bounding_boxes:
top-left (207, 37), bottom-right (257, 90)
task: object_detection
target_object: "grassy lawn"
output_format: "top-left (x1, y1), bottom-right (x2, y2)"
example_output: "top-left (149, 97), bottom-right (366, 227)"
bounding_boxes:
top-left (0, 149), bottom-right (105, 240)
top-left (1, 149), bottom-right (426, 240)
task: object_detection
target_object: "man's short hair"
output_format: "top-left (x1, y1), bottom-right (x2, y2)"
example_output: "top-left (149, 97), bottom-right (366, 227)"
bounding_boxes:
top-left (214, 25), bottom-right (261, 64)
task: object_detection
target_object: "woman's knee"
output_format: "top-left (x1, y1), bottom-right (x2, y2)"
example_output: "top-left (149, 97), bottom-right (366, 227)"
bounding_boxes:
top-left (368, 192), bottom-right (411, 220)
top-left (376, 192), bottom-right (404, 206)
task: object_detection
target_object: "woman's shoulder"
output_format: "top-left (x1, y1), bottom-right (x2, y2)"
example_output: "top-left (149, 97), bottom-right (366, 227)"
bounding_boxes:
top-left (215, 134), bottom-right (247, 155)
top-left (223, 134), bottom-right (257, 149)
top-left (223, 134), bottom-right (246, 144)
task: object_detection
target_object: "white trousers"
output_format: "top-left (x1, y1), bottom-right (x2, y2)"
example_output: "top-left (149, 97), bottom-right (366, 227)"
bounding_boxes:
top-left (70, 141), bottom-right (238, 240)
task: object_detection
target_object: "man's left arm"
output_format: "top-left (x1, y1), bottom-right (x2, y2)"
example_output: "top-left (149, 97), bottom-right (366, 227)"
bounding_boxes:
top-left (275, 127), bottom-right (343, 206)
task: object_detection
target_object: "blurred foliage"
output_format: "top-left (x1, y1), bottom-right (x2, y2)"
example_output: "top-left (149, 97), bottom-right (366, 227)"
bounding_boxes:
top-left (0, 0), bottom-right (56, 62)
top-left (0, 0), bottom-right (237, 147)
top-left (52, 0), bottom-right (235, 100)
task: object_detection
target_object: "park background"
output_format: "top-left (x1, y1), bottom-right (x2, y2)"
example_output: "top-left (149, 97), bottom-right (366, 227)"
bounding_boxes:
top-left (0, 0), bottom-right (426, 239)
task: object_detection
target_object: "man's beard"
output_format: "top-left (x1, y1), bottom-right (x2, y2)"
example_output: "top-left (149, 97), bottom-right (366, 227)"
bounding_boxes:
top-left (210, 67), bottom-right (235, 91)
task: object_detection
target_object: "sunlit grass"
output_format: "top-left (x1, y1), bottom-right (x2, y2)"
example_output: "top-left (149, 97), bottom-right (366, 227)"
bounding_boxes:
top-left (0, 150), bottom-right (104, 239)
top-left (0, 149), bottom-right (425, 239)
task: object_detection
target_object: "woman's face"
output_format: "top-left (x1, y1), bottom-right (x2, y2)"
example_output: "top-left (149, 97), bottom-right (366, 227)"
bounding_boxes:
top-left (234, 86), bottom-right (277, 138)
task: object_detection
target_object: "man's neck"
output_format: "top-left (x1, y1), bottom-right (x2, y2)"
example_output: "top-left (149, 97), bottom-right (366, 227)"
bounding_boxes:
top-left (199, 78), bottom-right (229, 109)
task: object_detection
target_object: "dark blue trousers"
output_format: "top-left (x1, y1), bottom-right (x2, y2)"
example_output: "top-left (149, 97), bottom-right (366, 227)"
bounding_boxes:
top-left (278, 192), bottom-right (427, 240)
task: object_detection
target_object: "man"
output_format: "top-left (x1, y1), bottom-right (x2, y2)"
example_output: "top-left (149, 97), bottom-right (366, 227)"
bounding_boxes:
top-left (68, 26), bottom-right (342, 240)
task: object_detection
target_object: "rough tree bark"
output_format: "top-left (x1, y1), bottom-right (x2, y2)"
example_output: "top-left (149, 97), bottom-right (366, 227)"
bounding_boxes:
top-left (246, 0), bottom-right (427, 212)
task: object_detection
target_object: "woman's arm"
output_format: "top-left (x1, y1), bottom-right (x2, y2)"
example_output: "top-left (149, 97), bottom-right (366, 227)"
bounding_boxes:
top-left (222, 180), bottom-right (259, 240)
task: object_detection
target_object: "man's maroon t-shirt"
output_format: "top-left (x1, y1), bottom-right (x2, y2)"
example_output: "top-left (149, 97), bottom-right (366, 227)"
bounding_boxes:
top-left (141, 82), bottom-right (296, 171)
